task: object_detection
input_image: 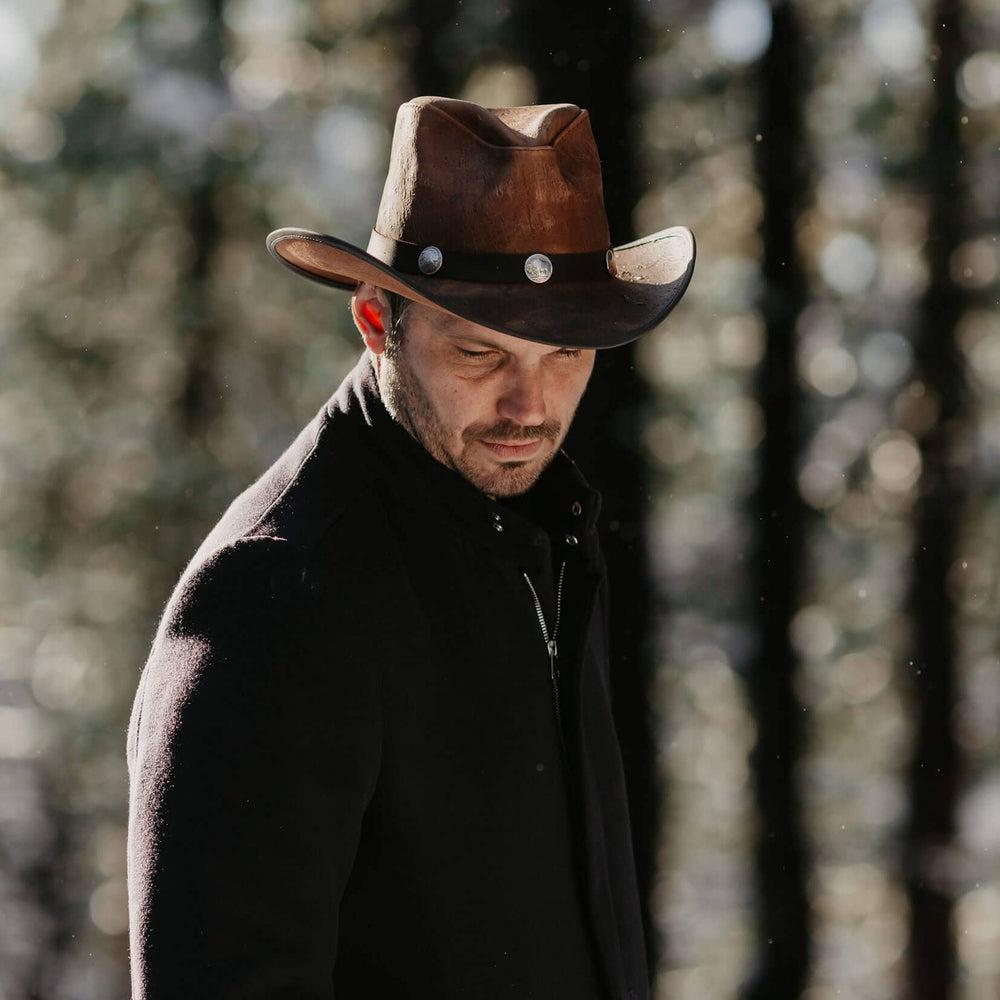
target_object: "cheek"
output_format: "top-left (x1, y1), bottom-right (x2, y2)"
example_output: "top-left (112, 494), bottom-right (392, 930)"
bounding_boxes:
top-left (408, 357), bottom-right (467, 430)
top-left (455, 392), bottom-right (496, 441)
top-left (433, 378), bottom-right (485, 442)
top-left (555, 364), bottom-right (592, 411)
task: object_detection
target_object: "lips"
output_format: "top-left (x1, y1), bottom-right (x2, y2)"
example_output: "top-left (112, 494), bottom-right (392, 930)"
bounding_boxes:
top-left (478, 438), bottom-right (544, 459)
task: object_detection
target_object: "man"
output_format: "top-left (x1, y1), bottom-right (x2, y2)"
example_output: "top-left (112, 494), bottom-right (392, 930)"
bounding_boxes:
top-left (126, 96), bottom-right (694, 999)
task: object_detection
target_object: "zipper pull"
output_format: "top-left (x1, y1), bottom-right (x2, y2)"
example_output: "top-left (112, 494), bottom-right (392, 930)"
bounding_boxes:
top-left (547, 639), bottom-right (559, 681)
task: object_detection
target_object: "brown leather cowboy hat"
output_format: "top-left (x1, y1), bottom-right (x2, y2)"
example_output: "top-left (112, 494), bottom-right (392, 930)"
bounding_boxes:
top-left (266, 96), bottom-right (695, 350)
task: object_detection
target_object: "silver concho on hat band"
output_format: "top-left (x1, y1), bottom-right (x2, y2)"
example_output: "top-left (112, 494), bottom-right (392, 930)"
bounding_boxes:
top-left (524, 253), bottom-right (553, 284)
top-left (417, 245), bottom-right (443, 274)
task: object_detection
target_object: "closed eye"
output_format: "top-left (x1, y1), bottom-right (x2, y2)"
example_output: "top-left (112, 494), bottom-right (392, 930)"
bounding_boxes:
top-left (456, 346), bottom-right (582, 359)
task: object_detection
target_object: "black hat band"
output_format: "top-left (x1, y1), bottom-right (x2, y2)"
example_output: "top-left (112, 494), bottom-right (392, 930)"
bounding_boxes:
top-left (367, 230), bottom-right (613, 285)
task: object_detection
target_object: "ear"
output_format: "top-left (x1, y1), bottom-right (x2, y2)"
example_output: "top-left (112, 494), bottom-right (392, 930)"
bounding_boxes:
top-left (351, 283), bottom-right (392, 355)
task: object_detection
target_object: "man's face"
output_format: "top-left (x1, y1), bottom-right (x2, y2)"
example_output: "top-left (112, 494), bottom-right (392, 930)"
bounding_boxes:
top-left (376, 303), bottom-right (596, 497)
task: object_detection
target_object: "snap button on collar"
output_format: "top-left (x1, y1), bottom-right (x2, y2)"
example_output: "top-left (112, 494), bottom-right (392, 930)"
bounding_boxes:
top-left (570, 500), bottom-right (583, 516)
top-left (565, 533), bottom-right (578, 546)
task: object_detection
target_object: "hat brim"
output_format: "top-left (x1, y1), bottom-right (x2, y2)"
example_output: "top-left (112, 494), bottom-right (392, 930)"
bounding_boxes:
top-left (265, 226), bottom-right (695, 350)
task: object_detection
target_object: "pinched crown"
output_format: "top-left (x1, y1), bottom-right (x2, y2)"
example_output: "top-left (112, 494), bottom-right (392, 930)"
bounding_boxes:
top-left (369, 96), bottom-right (612, 257)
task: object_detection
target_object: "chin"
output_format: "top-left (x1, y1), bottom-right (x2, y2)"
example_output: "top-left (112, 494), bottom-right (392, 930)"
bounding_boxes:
top-left (466, 461), bottom-right (544, 498)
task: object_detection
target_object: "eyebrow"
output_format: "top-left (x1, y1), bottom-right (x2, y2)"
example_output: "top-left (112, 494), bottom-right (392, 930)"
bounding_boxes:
top-left (453, 336), bottom-right (504, 350)
top-left (451, 335), bottom-right (574, 354)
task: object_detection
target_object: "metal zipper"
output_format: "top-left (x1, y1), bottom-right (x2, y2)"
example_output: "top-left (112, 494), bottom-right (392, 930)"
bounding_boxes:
top-left (522, 560), bottom-right (567, 749)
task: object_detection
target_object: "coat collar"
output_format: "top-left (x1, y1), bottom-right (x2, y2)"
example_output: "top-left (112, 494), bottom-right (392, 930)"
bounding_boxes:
top-left (327, 350), bottom-right (603, 560)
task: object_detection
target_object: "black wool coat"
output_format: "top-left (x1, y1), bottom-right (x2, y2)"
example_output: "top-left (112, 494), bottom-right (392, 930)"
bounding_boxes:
top-left (126, 350), bottom-right (647, 999)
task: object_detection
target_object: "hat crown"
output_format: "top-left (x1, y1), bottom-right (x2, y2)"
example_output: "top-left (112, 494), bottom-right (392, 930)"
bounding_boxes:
top-left (371, 96), bottom-right (611, 256)
top-left (403, 95), bottom-right (581, 147)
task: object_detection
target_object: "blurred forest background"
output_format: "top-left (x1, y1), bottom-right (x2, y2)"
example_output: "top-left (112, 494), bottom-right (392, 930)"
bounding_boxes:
top-left (1, 0), bottom-right (999, 997)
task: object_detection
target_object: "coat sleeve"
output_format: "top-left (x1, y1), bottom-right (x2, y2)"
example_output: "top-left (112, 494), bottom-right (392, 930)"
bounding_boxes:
top-left (126, 535), bottom-right (381, 999)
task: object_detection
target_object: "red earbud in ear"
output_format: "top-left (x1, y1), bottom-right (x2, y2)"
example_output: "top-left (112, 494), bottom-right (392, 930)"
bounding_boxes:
top-left (361, 300), bottom-right (384, 333)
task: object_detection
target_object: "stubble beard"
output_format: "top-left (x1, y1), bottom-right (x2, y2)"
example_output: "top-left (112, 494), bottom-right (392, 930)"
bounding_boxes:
top-left (377, 337), bottom-right (560, 498)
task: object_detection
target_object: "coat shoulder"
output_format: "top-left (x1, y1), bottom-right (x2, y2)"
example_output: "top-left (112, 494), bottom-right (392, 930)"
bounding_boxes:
top-left (160, 534), bottom-right (315, 643)
top-left (182, 399), bottom-right (380, 576)
top-left (130, 517), bottom-right (386, 777)
top-left (148, 391), bottom-right (398, 679)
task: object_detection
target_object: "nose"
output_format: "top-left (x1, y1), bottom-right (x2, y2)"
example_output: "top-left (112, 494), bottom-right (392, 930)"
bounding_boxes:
top-left (496, 366), bottom-right (546, 428)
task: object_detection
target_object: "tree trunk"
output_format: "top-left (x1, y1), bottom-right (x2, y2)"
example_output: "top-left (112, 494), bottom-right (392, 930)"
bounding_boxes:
top-left (902, 1), bottom-right (967, 996)
top-left (174, 0), bottom-right (228, 443)
top-left (741, 1), bottom-right (813, 995)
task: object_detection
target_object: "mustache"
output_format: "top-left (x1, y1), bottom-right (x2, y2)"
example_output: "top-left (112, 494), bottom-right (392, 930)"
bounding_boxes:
top-left (466, 419), bottom-right (561, 443)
